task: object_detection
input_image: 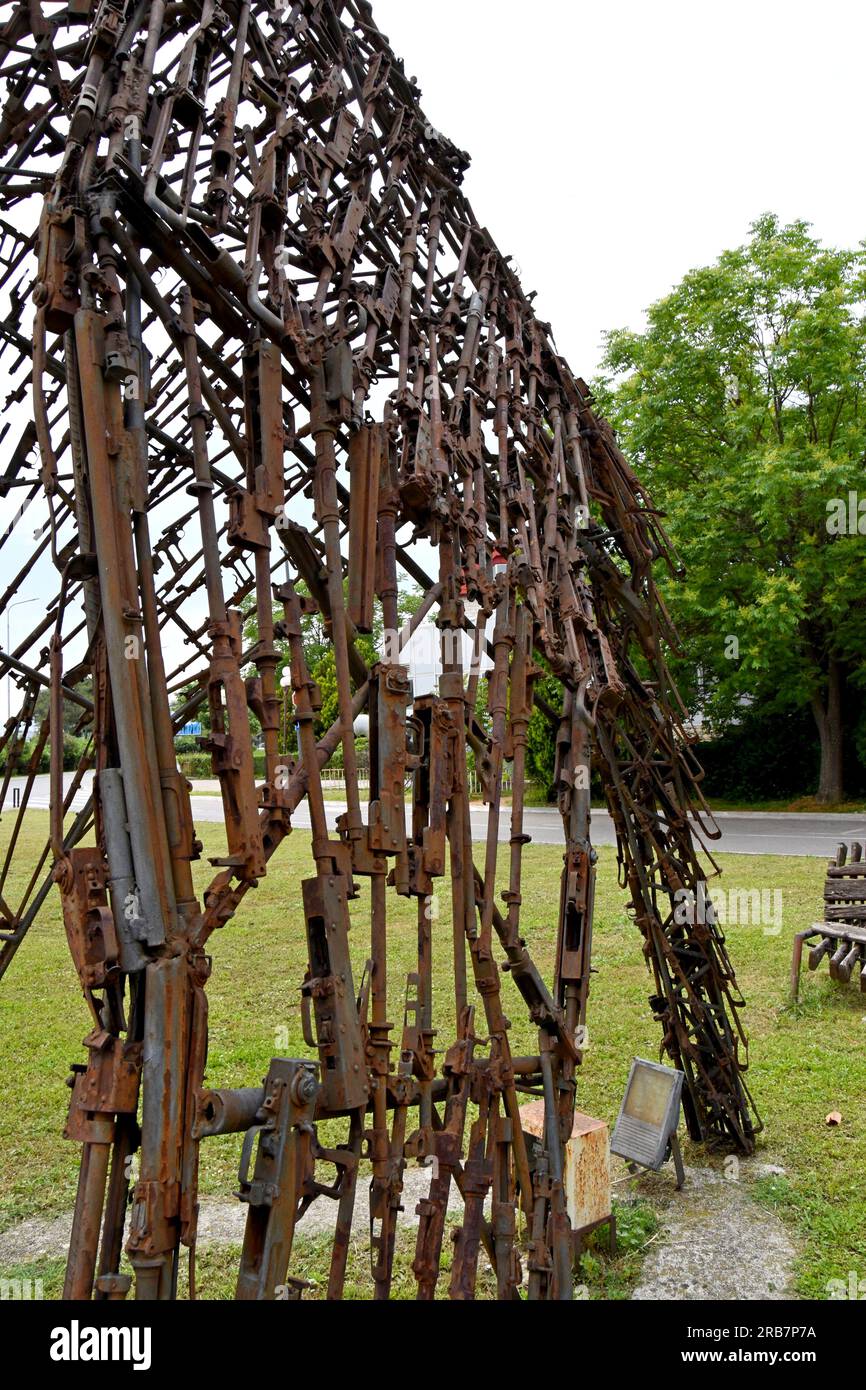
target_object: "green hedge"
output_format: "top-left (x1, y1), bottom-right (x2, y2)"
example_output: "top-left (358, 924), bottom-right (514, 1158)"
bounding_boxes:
top-left (692, 707), bottom-right (866, 801)
top-left (1, 735), bottom-right (87, 775)
top-left (177, 753), bottom-right (214, 779)
top-left (7, 712), bottom-right (861, 804)
top-left (177, 752), bottom-right (270, 779)
top-left (695, 711), bottom-right (818, 801)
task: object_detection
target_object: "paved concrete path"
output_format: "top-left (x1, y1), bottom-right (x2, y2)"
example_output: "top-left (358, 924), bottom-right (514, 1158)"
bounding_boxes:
top-left (0, 1166), bottom-right (462, 1266)
top-left (6, 774), bottom-right (865, 856)
top-left (630, 1161), bottom-right (799, 1300)
top-left (0, 1158), bottom-right (798, 1301)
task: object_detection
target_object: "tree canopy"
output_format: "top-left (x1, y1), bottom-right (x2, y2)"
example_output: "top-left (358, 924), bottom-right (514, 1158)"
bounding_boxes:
top-left (596, 215), bottom-right (866, 800)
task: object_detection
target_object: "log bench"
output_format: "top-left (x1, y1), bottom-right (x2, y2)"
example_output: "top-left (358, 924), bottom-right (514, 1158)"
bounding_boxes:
top-left (790, 841), bottom-right (866, 1001)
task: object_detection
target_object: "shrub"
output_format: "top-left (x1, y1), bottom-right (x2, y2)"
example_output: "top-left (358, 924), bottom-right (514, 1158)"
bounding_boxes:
top-left (177, 753), bottom-right (213, 779)
top-left (696, 709), bottom-right (819, 801)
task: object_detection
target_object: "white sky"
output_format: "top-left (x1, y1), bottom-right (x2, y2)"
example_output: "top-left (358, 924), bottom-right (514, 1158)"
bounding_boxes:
top-left (4, 0), bottom-right (864, 702)
top-left (374, 0), bottom-right (865, 378)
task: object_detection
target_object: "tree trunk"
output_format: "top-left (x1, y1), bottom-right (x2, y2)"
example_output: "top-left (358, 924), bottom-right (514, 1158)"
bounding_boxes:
top-left (811, 659), bottom-right (844, 803)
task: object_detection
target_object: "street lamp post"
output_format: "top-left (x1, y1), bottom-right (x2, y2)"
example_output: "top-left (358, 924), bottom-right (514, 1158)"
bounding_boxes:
top-left (6, 597), bottom-right (41, 721)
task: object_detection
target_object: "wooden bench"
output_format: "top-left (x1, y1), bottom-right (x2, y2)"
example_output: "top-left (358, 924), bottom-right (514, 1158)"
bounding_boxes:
top-left (791, 842), bottom-right (866, 1000)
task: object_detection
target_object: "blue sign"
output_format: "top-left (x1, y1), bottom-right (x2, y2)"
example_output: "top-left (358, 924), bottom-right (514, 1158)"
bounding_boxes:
top-left (178, 722), bottom-right (202, 737)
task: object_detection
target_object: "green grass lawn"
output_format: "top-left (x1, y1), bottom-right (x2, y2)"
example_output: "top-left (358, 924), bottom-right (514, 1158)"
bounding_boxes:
top-left (1, 812), bottom-right (863, 1299)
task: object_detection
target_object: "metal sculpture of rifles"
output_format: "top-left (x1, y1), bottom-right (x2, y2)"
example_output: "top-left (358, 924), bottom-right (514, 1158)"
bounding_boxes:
top-left (0, 0), bottom-right (760, 1301)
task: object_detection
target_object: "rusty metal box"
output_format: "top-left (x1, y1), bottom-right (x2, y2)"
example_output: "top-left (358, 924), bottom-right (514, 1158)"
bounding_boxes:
top-left (520, 1103), bottom-right (611, 1232)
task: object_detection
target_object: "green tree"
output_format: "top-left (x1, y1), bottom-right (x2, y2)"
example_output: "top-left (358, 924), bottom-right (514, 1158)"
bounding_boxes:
top-left (525, 673), bottom-right (561, 795)
top-left (596, 215), bottom-right (866, 801)
top-left (242, 579), bottom-right (426, 741)
top-left (310, 646), bottom-right (340, 739)
top-left (32, 679), bottom-right (93, 734)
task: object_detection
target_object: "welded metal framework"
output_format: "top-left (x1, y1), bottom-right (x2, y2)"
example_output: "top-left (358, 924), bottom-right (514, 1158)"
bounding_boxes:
top-left (0, 0), bottom-right (759, 1301)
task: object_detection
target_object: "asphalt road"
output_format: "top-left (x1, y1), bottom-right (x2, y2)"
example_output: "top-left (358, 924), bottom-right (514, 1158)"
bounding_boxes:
top-left (6, 775), bottom-right (865, 857)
